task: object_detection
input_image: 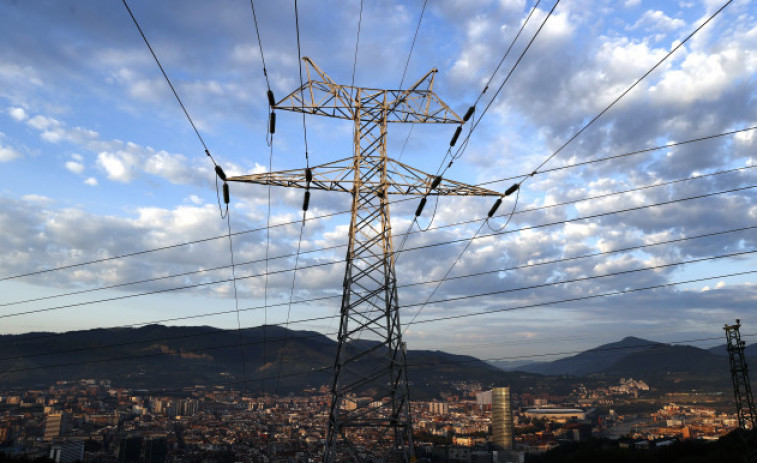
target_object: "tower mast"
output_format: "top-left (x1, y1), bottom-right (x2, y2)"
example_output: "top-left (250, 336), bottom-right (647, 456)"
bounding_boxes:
top-left (229, 58), bottom-right (500, 462)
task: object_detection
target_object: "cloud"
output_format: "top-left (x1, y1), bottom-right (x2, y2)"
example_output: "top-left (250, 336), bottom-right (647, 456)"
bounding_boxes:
top-left (97, 150), bottom-right (139, 182)
top-left (65, 160), bottom-right (85, 174)
top-left (84, 177), bottom-right (98, 186)
top-left (628, 10), bottom-right (686, 32)
top-left (0, 141), bottom-right (21, 162)
top-left (7, 106), bottom-right (28, 121)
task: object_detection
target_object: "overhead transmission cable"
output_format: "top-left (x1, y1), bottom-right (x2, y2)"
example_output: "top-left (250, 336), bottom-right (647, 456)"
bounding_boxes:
top-left (401, 0), bottom-right (559, 332)
top-left (248, 0), bottom-right (277, 393)
top-left (475, 125), bottom-right (757, 188)
top-left (404, 0), bottom-right (736, 330)
top-left (395, 0), bottom-right (548, 273)
top-left (440, 0), bottom-right (553, 174)
top-left (526, 0), bottom-right (734, 180)
top-left (3, 265), bottom-right (755, 377)
top-left (6, 331), bottom-right (748, 392)
top-left (3, 167), bottom-right (752, 306)
top-left (273, 0), bottom-right (313, 396)
top-left (3, 122), bottom-right (752, 285)
top-left (3, 182), bottom-right (754, 312)
top-left (4, 247), bottom-right (754, 372)
top-left (1, 333), bottom-right (739, 394)
top-left (122, 0), bottom-right (250, 387)
top-left (5, 217), bottom-right (752, 352)
top-left (395, 0), bottom-right (429, 162)
top-left (350, 0), bottom-right (364, 92)
top-left (3, 182), bottom-right (753, 321)
top-left (2, 204), bottom-right (753, 326)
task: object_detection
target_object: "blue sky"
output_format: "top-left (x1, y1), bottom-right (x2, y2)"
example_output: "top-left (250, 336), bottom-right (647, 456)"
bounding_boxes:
top-left (1, 0), bottom-right (756, 362)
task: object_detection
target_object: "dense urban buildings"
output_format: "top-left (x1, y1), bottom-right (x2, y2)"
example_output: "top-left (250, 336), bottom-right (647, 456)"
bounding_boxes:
top-left (0, 376), bottom-right (744, 462)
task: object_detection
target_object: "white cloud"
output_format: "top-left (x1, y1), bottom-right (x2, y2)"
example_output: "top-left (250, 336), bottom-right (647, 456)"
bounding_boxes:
top-left (97, 150), bottom-right (140, 182)
top-left (0, 141), bottom-right (21, 162)
top-left (650, 46), bottom-right (756, 105)
top-left (27, 114), bottom-right (59, 131)
top-left (65, 160), bottom-right (84, 174)
top-left (629, 10), bottom-right (686, 32)
top-left (20, 194), bottom-right (52, 204)
top-left (624, 0), bottom-right (641, 7)
top-left (84, 177), bottom-right (98, 186)
top-left (7, 106), bottom-right (28, 121)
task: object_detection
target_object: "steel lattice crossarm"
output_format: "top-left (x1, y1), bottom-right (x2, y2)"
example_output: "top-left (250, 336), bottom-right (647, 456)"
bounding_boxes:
top-left (273, 56), bottom-right (461, 123)
top-left (227, 157), bottom-right (501, 197)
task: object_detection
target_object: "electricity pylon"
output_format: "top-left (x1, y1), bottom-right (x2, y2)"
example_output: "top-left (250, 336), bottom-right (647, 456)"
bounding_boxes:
top-left (725, 319), bottom-right (757, 429)
top-left (229, 57), bottom-right (500, 463)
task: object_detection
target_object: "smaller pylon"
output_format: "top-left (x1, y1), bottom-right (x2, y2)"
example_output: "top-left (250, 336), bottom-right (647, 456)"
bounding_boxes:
top-left (725, 319), bottom-right (757, 429)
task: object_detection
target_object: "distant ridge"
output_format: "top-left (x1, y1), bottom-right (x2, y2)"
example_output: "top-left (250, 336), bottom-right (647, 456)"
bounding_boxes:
top-left (0, 324), bottom-right (538, 397)
top-left (492, 336), bottom-right (733, 392)
top-left (516, 336), bottom-right (661, 376)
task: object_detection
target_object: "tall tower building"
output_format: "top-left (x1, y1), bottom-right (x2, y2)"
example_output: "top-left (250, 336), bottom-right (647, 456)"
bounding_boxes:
top-left (44, 413), bottom-right (70, 441)
top-left (492, 387), bottom-right (513, 451)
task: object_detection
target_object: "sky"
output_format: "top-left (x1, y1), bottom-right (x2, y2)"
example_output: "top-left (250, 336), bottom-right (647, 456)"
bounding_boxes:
top-left (1, 0), bottom-right (756, 364)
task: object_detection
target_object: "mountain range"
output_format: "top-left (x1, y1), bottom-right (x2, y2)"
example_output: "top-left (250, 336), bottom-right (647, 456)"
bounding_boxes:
top-left (0, 324), bottom-right (544, 398)
top-left (494, 336), bottom-right (735, 392)
top-left (0, 326), bottom-right (739, 395)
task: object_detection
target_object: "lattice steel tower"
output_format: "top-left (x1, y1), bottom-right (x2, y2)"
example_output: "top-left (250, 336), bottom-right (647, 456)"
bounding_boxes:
top-left (725, 319), bottom-right (757, 429)
top-left (229, 58), bottom-right (499, 463)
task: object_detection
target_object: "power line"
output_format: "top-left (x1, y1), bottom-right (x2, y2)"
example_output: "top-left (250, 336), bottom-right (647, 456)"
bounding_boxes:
top-left (395, 0), bottom-right (429, 162)
top-left (525, 0), bottom-right (734, 182)
top-left (476, 125), bottom-right (757, 188)
top-left (470, 0), bottom-right (542, 111)
top-left (293, 0), bottom-right (310, 166)
top-left (248, 0), bottom-right (272, 92)
top-left (394, 1), bottom-right (560, 309)
top-left (0, 206), bottom-right (356, 283)
top-left (2, 232), bottom-right (753, 350)
top-left (443, 0), bottom-right (560, 172)
top-left (399, 0), bottom-right (428, 90)
top-left (2, 315), bottom-right (750, 383)
top-left (7, 328), bottom-right (739, 391)
top-left (120, 0), bottom-right (211, 157)
top-left (408, 268), bottom-right (757, 326)
top-left (4, 123), bottom-right (751, 286)
top-left (6, 219), bottom-right (749, 359)
top-left (2, 183), bottom-right (753, 321)
top-left (350, 0), bottom-right (364, 92)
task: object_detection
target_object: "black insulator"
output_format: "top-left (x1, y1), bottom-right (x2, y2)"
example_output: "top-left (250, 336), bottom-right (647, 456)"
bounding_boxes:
top-left (269, 112), bottom-right (276, 134)
top-left (305, 167), bottom-right (313, 184)
top-left (302, 190), bottom-right (310, 212)
top-left (450, 126), bottom-right (462, 147)
top-left (415, 197), bottom-right (427, 217)
top-left (488, 198), bottom-right (502, 218)
top-left (505, 183), bottom-right (519, 196)
top-left (463, 106), bottom-right (475, 122)
top-left (267, 90), bottom-right (276, 106)
top-left (223, 183), bottom-right (230, 205)
top-left (431, 175), bottom-right (442, 190)
top-left (214, 165), bottom-right (227, 182)
top-left (205, 149), bottom-right (211, 157)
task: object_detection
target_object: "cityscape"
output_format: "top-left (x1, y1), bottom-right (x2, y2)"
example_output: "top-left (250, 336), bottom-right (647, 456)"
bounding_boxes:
top-left (0, 372), bottom-right (748, 462)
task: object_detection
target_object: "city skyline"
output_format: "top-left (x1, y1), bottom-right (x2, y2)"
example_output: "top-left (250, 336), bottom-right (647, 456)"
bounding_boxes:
top-left (0, 0), bottom-right (756, 362)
